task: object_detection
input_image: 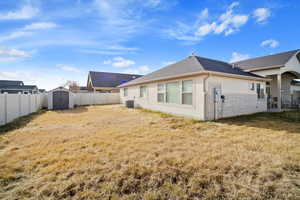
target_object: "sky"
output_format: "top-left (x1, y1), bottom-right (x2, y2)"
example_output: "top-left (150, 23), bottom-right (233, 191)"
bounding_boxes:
top-left (0, 0), bottom-right (299, 90)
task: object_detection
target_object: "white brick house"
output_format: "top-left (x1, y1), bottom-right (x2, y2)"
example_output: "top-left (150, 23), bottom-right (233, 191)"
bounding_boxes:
top-left (119, 55), bottom-right (269, 120)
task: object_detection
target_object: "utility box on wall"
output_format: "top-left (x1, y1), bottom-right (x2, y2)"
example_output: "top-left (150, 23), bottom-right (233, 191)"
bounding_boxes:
top-left (47, 87), bottom-right (74, 110)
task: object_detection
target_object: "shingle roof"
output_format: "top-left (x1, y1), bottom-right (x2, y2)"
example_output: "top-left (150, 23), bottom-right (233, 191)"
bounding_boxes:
top-left (89, 71), bottom-right (143, 88)
top-left (0, 85), bottom-right (37, 90)
top-left (232, 49), bottom-right (299, 71)
top-left (119, 56), bottom-right (263, 87)
top-left (0, 80), bottom-right (24, 87)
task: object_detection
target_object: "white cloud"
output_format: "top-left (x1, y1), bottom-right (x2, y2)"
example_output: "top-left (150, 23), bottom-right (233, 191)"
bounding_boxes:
top-left (167, 2), bottom-right (249, 42)
top-left (139, 65), bottom-right (150, 73)
top-left (104, 57), bottom-right (135, 68)
top-left (124, 65), bottom-right (150, 75)
top-left (0, 46), bottom-right (30, 62)
top-left (261, 39), bottom-right (279, 48)
top-left (113, 57), bottom-right (135, 67)
top-left (230, 52), bottom-right (250, 63)
top-left (0, 5), bottom-right (39, 20)
top-left (253, 8), bottom-right (271, 23)
top-left (0, 31), bottom-right (33, 42)
top-left (103, 60), bottom-right (112, 64)
top-left (58, 64), bottom-right (80, 73)
top-left (24, 22), bottom-right (58, 30)
top-left (0, 70), bottom-right (79, 90)
top-left (199, 8), bottom-right (209, 20)
top-left (81, 45), bottom-right (138, 55)
top-left (162, 61), bottom-right (176, 66)
top-left (124, 68), bottom-right (140, 74)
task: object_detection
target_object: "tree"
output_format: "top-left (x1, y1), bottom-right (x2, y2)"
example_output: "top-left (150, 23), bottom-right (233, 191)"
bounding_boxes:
top-left (63, 80), bottom-right (80, 91)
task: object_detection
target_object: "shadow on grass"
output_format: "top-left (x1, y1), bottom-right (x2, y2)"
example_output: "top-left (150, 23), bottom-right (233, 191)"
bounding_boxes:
top-left (218, 111), bottom-right (300, 134)
top-left (53, 106), bottom-right (88, 114)
top-left (138, 108), bottom-right (300, 134)
top-left (0, 110), bottom-right (46, 135)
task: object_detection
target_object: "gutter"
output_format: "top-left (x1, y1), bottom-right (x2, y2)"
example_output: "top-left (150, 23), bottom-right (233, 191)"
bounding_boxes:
top-left (203, 74), bottom-right (210, 121)
top-left (118, 71), bottom-right (271, 88)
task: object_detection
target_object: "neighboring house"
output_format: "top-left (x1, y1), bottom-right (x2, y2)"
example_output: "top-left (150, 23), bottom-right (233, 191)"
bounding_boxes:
top-left (87, 71), bottom-right (143, 93)
top-left (0, 80), bottom-right (38, 94)
top-left (119, 55), bottom-right (269, 120)
top-left (232, 49), bottom-right (300, 110)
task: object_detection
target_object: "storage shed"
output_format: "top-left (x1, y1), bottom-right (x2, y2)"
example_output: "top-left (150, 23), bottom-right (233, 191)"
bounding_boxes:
top-left (47, 87), bottom-right (74, 110)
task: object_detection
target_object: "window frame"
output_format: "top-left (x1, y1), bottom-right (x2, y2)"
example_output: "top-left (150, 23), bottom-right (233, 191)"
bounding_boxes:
top-left (182, 80), bottom-right (193, 105)
top-left (157, 83), bottom-right (165, 103)
top-left (140, 86), bottom-right (147, 98)
top-left (157, 79), bottom-right (193, 106)
top-left (124, 88), bottom-right (128, 97)
top-left (256, 83), bottom-right (265, 99)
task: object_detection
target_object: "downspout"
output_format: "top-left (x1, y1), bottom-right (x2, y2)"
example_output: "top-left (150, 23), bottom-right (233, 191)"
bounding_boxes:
top-left (203, 73), bottom-right (210, 120)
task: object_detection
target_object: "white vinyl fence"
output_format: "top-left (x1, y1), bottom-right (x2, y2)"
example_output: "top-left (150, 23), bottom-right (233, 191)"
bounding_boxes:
top-left (0, 92), bottom-right (120, 126)
top-left (74, 93), bottom-right (120, 106)
top-left (0, 93), bottom-right (46, 126)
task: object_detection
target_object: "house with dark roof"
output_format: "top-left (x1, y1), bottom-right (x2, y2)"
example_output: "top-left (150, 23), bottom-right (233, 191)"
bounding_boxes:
top-left (118, 55), bottom-right (270, 120)
top-left (232, 49), bottom-right (300, 110)
top-left (87, 71), bottom-right (142, 93)
top-left (0, 80), bottom-right (38, 94)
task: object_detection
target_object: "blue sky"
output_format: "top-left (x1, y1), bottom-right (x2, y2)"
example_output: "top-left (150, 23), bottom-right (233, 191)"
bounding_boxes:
top-left (0, 0), bottom-right (299, 90)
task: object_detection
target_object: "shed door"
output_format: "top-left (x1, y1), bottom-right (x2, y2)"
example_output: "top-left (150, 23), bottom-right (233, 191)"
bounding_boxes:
top-left (53, 91), bottom-right (69, 110)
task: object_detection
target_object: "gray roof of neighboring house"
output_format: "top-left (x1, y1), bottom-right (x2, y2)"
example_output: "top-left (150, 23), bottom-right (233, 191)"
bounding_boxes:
top-left (0, 80), bottom-right (24, 87)
top-left (89, 71), bottom-right (143, 88)
top-left (0, 85), bottom-right (38, 90)
top-left (119, 56), bottom-right (263, 87)
top-left (0, 80), bottom-right (38, 91)
top-left (232, 49), bottom-right (300, 71)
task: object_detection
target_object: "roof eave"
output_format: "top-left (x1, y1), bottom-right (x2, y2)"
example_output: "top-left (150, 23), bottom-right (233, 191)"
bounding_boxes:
top-left (118, 71), bottom-right (270, 88)
top-left (243, 65), bottom-right (283, 72)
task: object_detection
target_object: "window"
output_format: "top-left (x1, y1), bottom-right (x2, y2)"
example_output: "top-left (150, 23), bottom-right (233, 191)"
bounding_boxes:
top-left (256, 83), bottom-right (265, 99)
top-left (157, 84), bottom-right (165, 102)
top-left (140, 86), bottom-right (147, 98)
top-left (166, 82), bottom-right (180, 104)
top-left (124, 88), bottom-right (128, 97)
top-left (250, 83), bottom-right (255, 90)
top-left (182, 80), bottom-right (193, 105)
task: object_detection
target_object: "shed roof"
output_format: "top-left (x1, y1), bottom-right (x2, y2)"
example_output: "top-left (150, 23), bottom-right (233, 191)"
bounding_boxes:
top-left (119, 56), bottom-right (263, 87)
top-left (232, 49), bottom-right (299, 71)
top-left (89, 71), bottom-right (143, 88)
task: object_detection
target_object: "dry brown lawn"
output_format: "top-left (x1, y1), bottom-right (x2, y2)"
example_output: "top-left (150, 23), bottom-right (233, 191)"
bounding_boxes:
top-left (0, 105), bottom-right (299, 200)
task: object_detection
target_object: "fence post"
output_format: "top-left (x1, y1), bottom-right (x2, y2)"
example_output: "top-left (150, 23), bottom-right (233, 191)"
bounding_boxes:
top-left (28, 94), bottom-right (31, 114)
top-left (18, 92), bottom-right (21, 117)
top-left (4, 92), bottom-right (7, 124)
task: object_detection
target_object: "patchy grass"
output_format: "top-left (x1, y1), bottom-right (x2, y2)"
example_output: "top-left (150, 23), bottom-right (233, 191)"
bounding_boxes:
top-left (0, 110), bottom-right (46, 135)
top-left (0, 105), bottom-right (299, 200)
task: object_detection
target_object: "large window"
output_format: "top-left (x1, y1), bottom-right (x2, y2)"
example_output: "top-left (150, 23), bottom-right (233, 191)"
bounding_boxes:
top-left (157, 84), bottom-right (165, 102)
top-left (166, 82), bottom-right (180, 104)
top-left (140, 86), bottom-right (147, 98)
top-left (256, 83), bottom-right (265, 99)
top-left (157, 80), bottom-right (193, 105)
top-left (182, 80), bottom-right (193, 105)
top-left (124, 88), bottom-right (128, 97)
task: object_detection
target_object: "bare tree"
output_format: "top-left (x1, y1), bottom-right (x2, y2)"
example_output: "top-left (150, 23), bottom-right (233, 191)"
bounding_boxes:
top-left (62, 81), bottom-right (80, 91)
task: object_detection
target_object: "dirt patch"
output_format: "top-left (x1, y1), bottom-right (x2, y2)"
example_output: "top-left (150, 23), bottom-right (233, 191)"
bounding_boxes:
top-left (0, 105), bottom-right (299, 199)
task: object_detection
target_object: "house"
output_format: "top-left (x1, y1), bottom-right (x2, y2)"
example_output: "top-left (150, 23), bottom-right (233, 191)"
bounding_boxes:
top-left (0, 80), bottom-right (38, 94)
top-left (118, 55), bottom-right (269, 120)
top-left (232, 49), bottom-right (300, 110)
top-left (87, 71), bottom-right (143, 93)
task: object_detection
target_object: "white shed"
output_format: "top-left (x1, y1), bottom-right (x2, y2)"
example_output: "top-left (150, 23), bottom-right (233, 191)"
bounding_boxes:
top-left (47, 87), bottom-right (74, 110)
